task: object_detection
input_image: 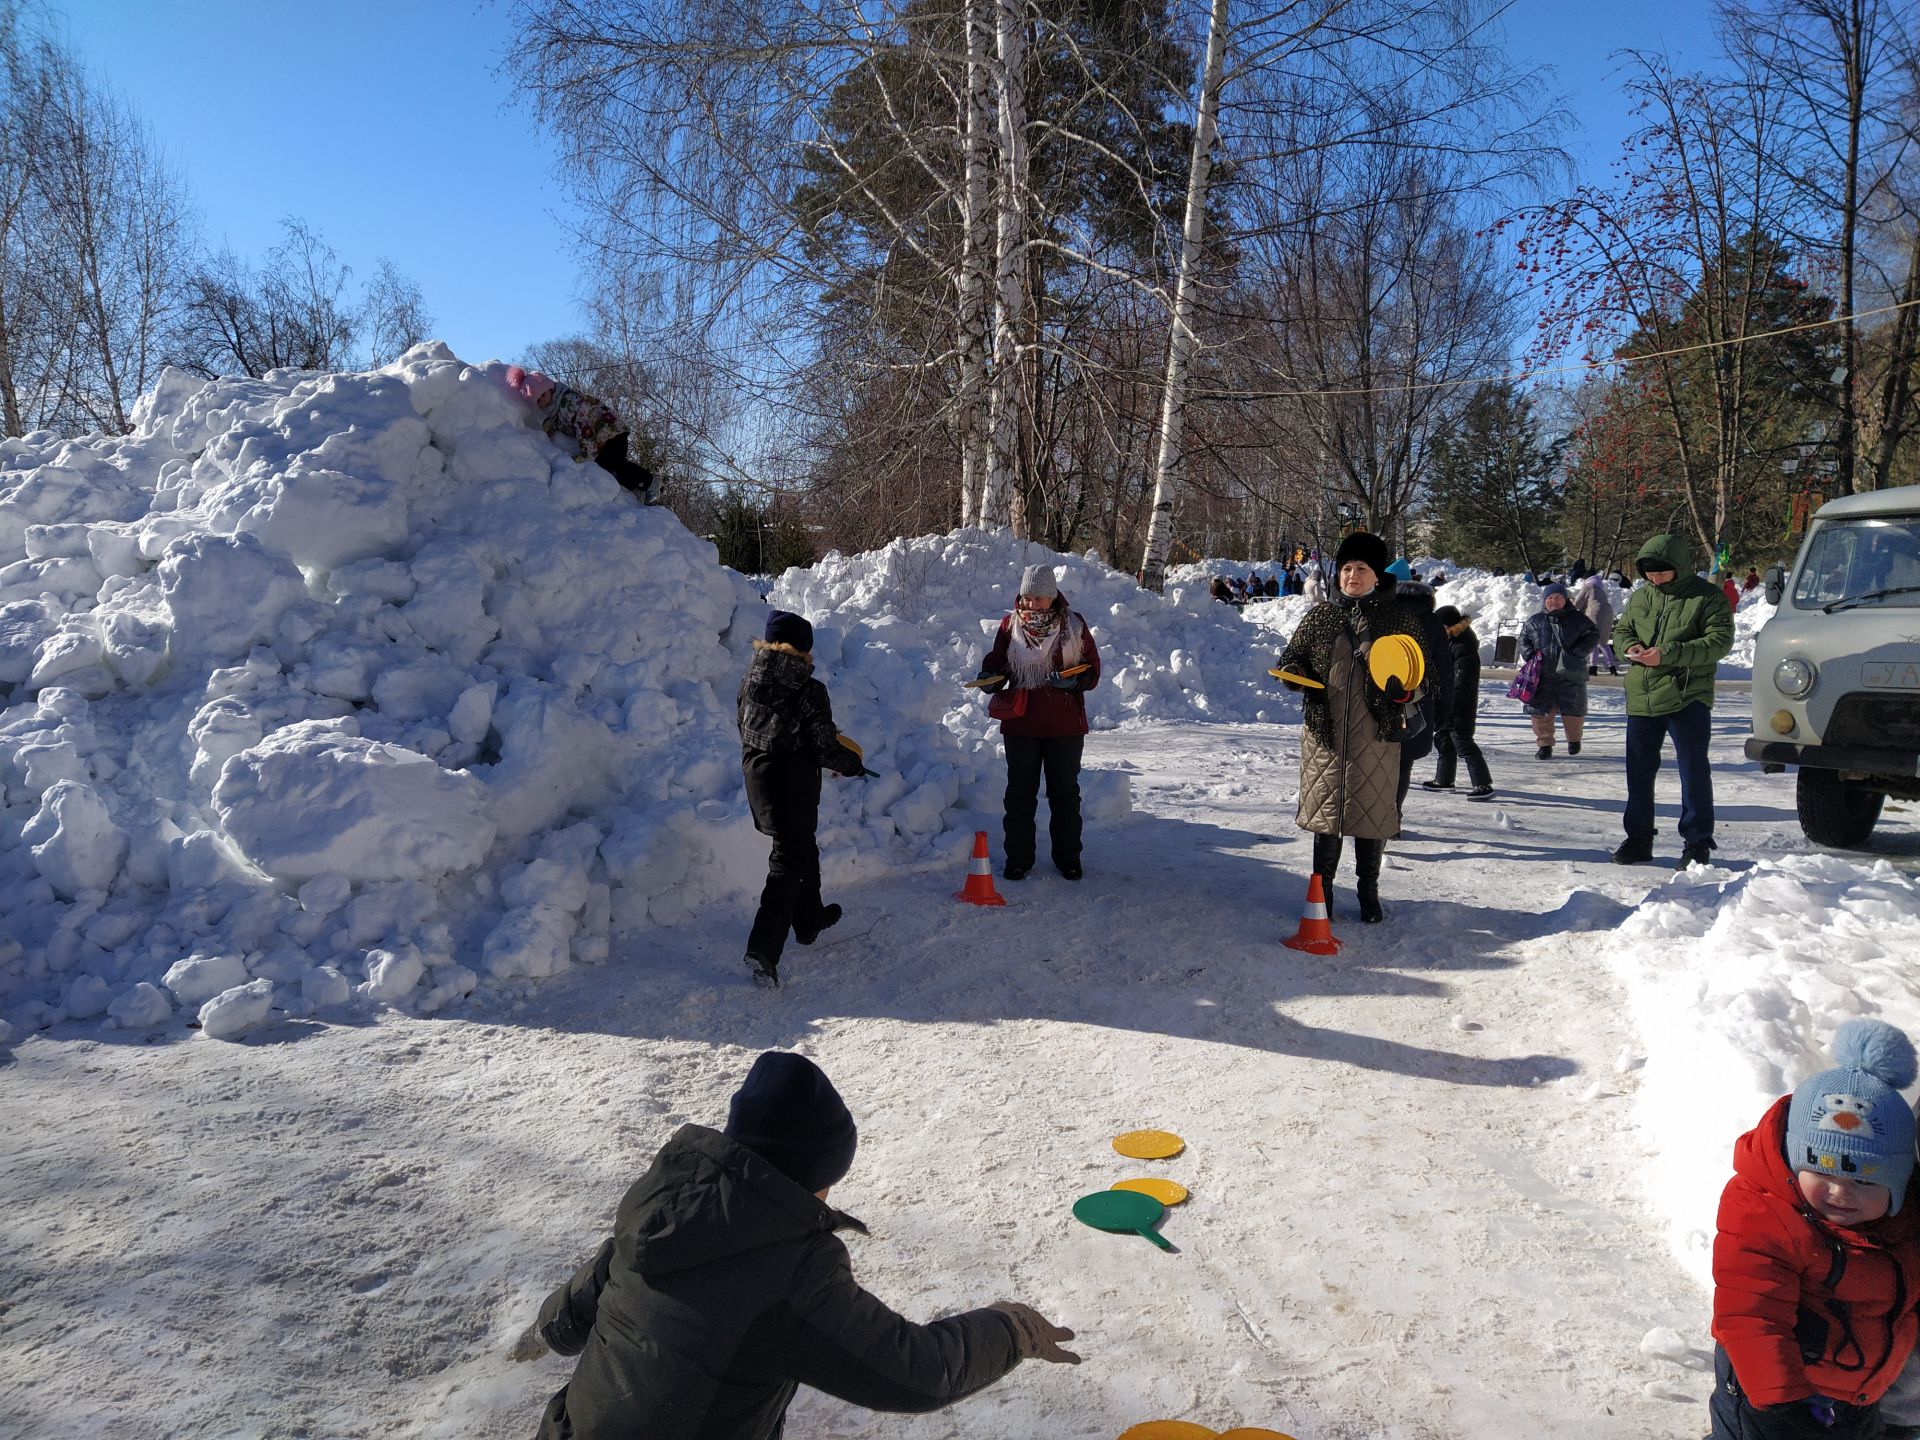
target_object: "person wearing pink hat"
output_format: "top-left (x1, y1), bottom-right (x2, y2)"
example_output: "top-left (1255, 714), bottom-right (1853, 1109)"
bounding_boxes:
top-left (506, 364), bottom-right (656, 503)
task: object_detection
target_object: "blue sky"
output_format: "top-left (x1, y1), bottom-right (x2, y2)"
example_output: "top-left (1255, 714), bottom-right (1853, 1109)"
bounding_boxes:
top-left (57, 0), bottom-right (590, 364)
top-left (56, 0), bottom-right (1724, 367)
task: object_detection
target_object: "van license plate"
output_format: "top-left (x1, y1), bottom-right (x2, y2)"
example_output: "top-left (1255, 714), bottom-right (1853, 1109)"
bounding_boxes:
top-left (1862, 660), bottom-right (1920, 689)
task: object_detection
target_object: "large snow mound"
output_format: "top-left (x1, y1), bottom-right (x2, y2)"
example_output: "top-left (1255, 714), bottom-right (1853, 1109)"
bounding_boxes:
top-left (771, 530), bottom-right (1301, 749)
top-left (1602, 853), bottom-right (1920, 1285)
top-left (0, 345), bottom-right (984, 1039)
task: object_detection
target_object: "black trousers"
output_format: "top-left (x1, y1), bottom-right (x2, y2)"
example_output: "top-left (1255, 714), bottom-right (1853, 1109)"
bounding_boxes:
top-left (1708, 1345), bottom-right (1882, 1438)
top-left (597, 431), bottom-right (655, 502)
top-left (1003, 735), bottom-right (1084, 869)
top-left (743, 751), bottom-right (825, 966)
top-left (1432, 716), bottom-right (1493, 789)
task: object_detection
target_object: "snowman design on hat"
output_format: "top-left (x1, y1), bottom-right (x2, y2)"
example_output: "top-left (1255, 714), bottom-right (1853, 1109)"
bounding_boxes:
top-left (1804, 1090), bottom-right (1885, 1177)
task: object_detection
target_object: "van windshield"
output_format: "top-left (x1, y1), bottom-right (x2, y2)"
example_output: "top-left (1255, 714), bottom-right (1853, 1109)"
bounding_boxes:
top-left (1793, 516), bottom-right (1920, 610)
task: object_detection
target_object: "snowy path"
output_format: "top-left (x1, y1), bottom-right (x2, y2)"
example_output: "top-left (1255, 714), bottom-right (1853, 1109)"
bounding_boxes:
top-left (5, 687), bottom-right (1911, 1439)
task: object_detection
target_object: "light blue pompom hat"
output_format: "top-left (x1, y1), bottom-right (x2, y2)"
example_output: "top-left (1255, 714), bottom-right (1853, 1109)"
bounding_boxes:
top-left (1785, 1018), bottom-right (1920, 1213)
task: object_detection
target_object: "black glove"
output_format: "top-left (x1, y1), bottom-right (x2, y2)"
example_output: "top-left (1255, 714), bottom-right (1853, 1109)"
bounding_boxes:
top-left (1048, 670), bottom-right (1080, 690)
top-left (1383, 675), bottom-right (1409, 702)
top-left (974, 671), bottom-right (1007, 690)
top-left (988, 1301), bottom-right (1082, 1364)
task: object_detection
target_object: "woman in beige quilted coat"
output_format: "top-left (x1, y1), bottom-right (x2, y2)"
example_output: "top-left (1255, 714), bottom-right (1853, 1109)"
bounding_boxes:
top-left (1275, 531), bottom-right (1425, 924)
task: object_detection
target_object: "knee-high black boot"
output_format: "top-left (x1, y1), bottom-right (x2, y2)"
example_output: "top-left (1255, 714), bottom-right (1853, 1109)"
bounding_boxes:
top-left (1311, 832), bottom-right (1342, 915)
top-left (1355, 838), bottom-right (1385, 924)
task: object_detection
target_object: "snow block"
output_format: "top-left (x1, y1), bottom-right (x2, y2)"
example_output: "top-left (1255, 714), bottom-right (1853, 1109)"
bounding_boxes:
top-left (22, 781), bottom-right (128, 898)
top-left (198, 979), bottom-right (275, 1040)
top-left (212, 720), bottom-right (494, 882)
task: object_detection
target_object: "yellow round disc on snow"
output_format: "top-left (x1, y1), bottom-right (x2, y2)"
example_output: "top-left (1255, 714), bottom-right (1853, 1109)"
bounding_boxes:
top-left (1114, 1177), bottom-right (1189, 1206)
top-left (1112, 1129), bottom-right (1186, 1160)
top-left (1367, 633), bottom-right (1425, 692)
top-left (1216, 1430), bottom-right (1300, 1439)
top-left (1117, 1423), bottom-right (1217, 1440)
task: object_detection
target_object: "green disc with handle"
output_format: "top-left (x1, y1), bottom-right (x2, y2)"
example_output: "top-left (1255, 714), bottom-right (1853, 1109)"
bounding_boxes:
top-left (1073, 1188), bottom-right (1173, 1251)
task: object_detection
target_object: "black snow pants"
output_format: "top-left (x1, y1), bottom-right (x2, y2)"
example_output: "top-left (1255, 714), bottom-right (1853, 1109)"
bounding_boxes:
top-left (1708, 1346), bottom-right (1883, 1439)
top-left (1003, 735), bottom-right (1084, 871)
top-left (743, 750), bottom-right (826, 969)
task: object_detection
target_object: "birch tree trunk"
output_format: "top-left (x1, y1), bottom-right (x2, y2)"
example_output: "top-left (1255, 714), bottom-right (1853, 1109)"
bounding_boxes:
top-left (981, 0), bottom-right (1028, 532)
top-left (1137, 0), bottom-right (1230, 591)
top-left (956, 0), bottom-right (994, 528)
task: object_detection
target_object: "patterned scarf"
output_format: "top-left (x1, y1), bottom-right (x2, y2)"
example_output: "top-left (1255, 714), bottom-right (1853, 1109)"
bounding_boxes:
top-left (1008, 600), bottom-right (1084, 687)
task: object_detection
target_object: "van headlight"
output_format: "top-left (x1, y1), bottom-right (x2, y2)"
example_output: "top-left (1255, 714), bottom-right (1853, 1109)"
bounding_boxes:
top-left (1774, 658), bottom-right (1816, 698)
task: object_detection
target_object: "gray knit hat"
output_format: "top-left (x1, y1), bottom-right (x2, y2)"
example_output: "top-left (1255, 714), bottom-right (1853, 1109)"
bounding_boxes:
top-left (1018, 564), bottom-right (1059, 600)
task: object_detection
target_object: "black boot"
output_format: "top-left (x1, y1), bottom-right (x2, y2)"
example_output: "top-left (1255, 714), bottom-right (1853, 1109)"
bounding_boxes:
top-left (793, 903), bottom-right (842, 946)
top-left (1355, 838), bottom-right (1385, 924)
top-left (1310, 832), bottom-right (1342, 916)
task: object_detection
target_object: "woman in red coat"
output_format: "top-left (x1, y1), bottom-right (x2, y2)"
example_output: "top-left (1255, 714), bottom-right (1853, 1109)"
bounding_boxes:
top-left (974, 565), bottom-right (1102, 881)
top-left (1711, 1019), bottom-right (1920, 1438)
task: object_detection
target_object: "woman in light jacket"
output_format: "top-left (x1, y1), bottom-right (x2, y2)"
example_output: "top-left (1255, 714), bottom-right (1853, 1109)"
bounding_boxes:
top-left (1274, 531), bottom-right (1424, 924)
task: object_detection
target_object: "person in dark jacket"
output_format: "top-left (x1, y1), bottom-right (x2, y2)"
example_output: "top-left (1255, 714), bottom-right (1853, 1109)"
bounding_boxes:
top-left (1517, 583), bottom-right (1598, 759)
top-left (1612, 532), bottom-right (1736, 867)
top-left (976, 564), bottom-right (1102, 881)
top-left (1422, 605), bottom-right (1494, 799)
top-left (527, 1051), bottom-right (1080, 1440)
top-left (1710, 1020), bottom-right (1920, 1440)
top-left (736, 611), bottom-right (866, 987)
top-left (1274, 531), bottom-right (1424, 924)
top-left (1391, 578), bottom-right (1454, 815)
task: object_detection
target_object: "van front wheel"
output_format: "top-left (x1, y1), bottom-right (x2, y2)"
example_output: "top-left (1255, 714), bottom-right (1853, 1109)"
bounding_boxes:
top-left (1796, 767), bottom-right (1885, 849)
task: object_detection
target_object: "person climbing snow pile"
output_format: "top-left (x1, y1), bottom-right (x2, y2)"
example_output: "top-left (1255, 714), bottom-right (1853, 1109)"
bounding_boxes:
top-left (506, 364), bottom-right (657, 502)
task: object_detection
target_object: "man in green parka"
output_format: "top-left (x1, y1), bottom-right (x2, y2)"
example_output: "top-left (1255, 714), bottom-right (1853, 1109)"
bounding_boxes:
top-left (1611, 533), bottom-right (1735, 867)
top-left (524, 1051), bottom-right (1079, 1439)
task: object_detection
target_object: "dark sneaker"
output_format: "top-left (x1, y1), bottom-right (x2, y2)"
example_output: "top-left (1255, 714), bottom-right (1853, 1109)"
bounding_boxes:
top-left (1588, 666), bottom-right (1598, 676)
top-left (1535, 745), bottom-right (1552, 760)
top-left (1421, 780), bottom-right (1453, 791)
top-left (1004, 861), bottom-right (1031, 881)
top-left (1612, 836), bottom-right (1655, 865)
top-left (1677, 842), bottom-right (1714, 869)
top-left (744, 953), bottom-right (780, 988)
top-left (1466, 785), bottom-right (1495, 801)
top-left (1056, 861), bottom-right (1083, 880)
top-left (793, 904), bottom-right (842, 946)
top-left (1568, 741), bottom-right (1582, 756)
top-left (1608, 666), bottom-right (1619, 676)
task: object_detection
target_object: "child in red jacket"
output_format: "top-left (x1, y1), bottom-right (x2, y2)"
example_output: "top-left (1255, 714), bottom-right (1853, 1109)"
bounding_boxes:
top-left (1712, 1019), bottom-right (1920, 1439)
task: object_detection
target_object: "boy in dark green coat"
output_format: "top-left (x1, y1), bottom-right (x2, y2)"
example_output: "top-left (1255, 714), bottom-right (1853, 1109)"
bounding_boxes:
top-left (1611, 533), bottom-right (1735, 868)
top-left (526, 1052), bottom-right (1079, 1440)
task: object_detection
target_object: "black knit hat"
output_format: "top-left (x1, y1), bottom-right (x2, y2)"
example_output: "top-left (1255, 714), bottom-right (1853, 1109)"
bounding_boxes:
top-left (1333, 531), bottom-right (1389, 580)
top-left (725, 1052), bottom-right (858, 1194)
top-left (764, 610), bottom-right (813, 652)
top-left (1433, 605), bottom-right (1465, 628)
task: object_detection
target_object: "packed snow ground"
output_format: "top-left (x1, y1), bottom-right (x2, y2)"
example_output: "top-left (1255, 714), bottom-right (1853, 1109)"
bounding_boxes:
top-left (6, 681), bottom-right (1917, 1439)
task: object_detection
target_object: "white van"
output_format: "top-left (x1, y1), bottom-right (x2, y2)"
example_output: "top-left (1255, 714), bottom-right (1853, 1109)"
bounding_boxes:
top-left (1746, 484), bottom-right (1920, 847)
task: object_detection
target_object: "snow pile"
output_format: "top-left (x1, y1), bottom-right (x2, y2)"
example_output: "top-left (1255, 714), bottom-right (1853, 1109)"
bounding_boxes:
top-left (771, 530), bottom-right (1298, 748)
top-left (1603, 854), bottom-right (1920, 1284)
top-left (1722, 587), bottom-right (1776, 677)
top-left (0, 345), bottom-right (981, 1041)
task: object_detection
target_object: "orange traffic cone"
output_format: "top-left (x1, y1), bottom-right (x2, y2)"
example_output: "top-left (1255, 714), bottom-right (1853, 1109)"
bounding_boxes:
top-left (954, 830), bottom-right (1008, 907)
top-left (1282, 872), bottom-right (1340, 954)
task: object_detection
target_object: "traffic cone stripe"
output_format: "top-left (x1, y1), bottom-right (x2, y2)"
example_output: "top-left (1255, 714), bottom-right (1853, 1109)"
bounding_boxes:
top-left (955, 830), bottom-right (1008, 907)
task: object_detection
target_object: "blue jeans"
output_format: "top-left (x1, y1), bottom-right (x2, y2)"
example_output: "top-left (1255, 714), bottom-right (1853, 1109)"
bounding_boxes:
top-left (1624, 701), bottom-right (1715, 847)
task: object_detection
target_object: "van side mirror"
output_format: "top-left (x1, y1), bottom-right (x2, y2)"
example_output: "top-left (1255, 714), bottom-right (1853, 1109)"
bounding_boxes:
top-left (1764, 565), bottom-right (1785, 606)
